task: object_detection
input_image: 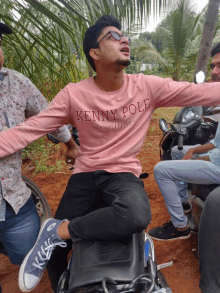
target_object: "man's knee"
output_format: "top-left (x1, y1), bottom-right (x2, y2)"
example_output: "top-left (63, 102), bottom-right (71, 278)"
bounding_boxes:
top-left (154, 162), bottom-right (165, 179)
top-left (120, 199), bottom-right (151, 233)
top-left (132, 206), bottom-right (151, 231)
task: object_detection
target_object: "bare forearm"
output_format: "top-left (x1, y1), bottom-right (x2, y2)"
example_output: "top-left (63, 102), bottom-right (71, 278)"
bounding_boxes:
top-left (65, 137), bottom-right (78, 149)
top-left (192, 142), bottom-right (215, 155)
top-left (64, 137), bottom-right (79, 165)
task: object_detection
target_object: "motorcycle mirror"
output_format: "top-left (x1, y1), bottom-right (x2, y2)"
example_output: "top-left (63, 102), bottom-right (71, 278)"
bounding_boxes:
top-left (159, 118), bottom-right (169, 133)
top-left (195, 71), bottom-right (206, 84)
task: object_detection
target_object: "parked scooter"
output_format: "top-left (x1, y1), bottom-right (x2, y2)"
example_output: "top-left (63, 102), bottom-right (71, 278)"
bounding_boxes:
top-left (159, 106), bottom-right (217, 161)
top-left (158, 71), bottom-right (220, 231)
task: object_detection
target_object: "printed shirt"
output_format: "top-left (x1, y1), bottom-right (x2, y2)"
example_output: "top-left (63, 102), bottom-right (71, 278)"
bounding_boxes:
top-left (0, 73), bottom-right (220, 181)
top-left (0, 67), bottom-right (71, 216)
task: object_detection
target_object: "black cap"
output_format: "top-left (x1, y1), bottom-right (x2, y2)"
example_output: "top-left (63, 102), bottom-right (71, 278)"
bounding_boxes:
top-left (0, 23), bottom-right (12, 37)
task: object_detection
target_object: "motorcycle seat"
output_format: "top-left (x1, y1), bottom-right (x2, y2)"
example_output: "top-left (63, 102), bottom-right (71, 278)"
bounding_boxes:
top-left (67, 232), bottom-right (145, 291)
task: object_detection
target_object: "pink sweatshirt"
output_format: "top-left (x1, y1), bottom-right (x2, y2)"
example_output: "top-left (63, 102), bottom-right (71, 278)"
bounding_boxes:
top-left (1, 73), bottom-right (220, 177)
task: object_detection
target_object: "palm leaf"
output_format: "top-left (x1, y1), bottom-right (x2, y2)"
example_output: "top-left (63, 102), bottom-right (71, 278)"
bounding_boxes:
top-left (1, 0), bottom-right (167, 99)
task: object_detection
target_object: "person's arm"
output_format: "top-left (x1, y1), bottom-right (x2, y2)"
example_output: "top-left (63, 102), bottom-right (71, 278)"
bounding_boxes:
top-left (24, 76), bottom-right (71, 144)
top-left (0, 86), bottom-right (72, 158)
top-left (145, 75), bottom-right (220, 109)
top-left (182, 142), bottom-right (215, 160)
top-left (64, 137), bottom-right (79, 165)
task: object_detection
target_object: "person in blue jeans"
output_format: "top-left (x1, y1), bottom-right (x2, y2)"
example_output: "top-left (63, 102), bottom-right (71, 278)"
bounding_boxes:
top-left (148, 43), bottom-right (220, 241)
top-left (0, 22), bottom-right (77, 293)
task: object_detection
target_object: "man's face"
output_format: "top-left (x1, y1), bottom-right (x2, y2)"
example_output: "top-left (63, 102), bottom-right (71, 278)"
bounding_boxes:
top-left (92, 26), bottom-right (130, 69)
top-left (211, 52), bottom-right (220, 82)
top-left (0, 37), bottom-right (4, 71)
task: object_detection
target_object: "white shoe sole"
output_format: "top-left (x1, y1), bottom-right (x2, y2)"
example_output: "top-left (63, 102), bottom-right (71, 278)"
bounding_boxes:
top-left (18, 218), bottom-right (52, 292)
top-left (150, 232), bottom-right (191, 241)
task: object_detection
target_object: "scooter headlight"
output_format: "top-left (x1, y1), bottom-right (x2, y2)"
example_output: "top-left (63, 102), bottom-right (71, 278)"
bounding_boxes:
top-left (182, 110), bottom-right (195, 122)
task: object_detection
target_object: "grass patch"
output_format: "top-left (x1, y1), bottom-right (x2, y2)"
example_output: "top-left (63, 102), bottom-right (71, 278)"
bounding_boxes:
top-left (149, 127), bottom-right (156, 133)
top-left (153, 107), bottom-right (180, 122)
top-left (22, 137), bottom-right (66, 174)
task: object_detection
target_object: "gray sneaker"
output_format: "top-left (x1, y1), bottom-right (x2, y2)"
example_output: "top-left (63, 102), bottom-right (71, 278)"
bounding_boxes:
top-left (19, 218), bottom-right (67, 292)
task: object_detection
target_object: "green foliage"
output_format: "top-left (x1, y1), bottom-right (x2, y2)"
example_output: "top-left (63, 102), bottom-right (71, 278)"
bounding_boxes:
top-left (22, 137), bottom-right (65, 174)
top-left (128, 0), bottom-right (212, 81)
top-left (139, 31), bottom-right (163, 53)
top-left (1, 0), bottom-right (168, 100)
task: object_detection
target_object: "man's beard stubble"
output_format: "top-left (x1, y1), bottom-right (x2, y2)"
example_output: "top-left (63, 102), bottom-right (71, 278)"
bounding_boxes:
top-left (116, 59), bottom-right (131, 67)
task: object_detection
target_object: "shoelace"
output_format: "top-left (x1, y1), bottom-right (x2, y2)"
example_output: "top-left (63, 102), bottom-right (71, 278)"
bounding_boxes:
top-left (33, 237), bottom-right (67, 270)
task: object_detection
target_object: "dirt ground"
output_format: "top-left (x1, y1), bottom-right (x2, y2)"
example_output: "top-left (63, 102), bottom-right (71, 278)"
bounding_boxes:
top-left (0, 113), bottom-right (201, 293)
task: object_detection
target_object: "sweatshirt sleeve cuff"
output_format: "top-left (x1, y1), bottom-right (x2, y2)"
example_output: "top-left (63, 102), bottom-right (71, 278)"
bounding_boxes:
top-left (49, 125), bottom-right (71, 143)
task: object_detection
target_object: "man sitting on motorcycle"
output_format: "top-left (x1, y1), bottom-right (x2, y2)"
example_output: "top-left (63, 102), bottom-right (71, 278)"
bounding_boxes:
top-left (148, 42), bottom-right (220, 242)
top-left (1, 15), bottom-right (220, 293)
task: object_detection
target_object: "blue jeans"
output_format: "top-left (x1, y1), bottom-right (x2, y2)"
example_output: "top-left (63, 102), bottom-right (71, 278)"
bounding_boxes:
top-left (0, 196), bottom-right (40, 265)
top-left (171, 145), bottom-right (201, 202)
top-left (154, 146), bottom-right (220, 228)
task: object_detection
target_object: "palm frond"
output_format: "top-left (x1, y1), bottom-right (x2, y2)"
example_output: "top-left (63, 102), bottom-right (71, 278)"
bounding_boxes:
top-left (1, 0), bottom-right (168, 99)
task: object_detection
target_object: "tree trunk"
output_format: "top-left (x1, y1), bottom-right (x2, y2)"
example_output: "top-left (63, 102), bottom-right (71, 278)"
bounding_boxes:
top-left (194, 0), bottom-right (220, 75)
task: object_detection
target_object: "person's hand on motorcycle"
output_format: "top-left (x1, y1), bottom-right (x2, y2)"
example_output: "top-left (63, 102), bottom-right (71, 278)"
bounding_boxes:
top-left (64, 137), bottom-right (79, 165)
top-left (182, 148), bottom-right (194, 160)
top-left (182, 142), bottom-right (215, 161)
top-left (192, 155), bottom-right (210, 161)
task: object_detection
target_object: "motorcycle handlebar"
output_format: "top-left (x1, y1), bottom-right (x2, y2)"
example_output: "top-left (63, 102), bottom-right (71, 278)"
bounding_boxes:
top-left (178, 134), bottom-right (184, 150)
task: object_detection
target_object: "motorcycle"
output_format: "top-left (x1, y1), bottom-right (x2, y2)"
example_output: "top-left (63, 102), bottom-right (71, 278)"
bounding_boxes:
top-left (159, 106), bottom-right (219, 161)
top-left (47, 129), bottom-right (173, 293)
top-left (158, 71), bottom-right (220, 232)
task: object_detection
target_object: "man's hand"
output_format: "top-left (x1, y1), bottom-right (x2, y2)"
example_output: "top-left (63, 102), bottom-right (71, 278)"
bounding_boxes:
top-left (65, 146), bottom-right (79, 165)
top-left (182, 142), bottom-right (214, 161)
top-left (182, 148), bottom-right (194, 160)
top-left (193, 155), bottom-right (210, 161)
top-left (64, 137), bottom-right (79, 165)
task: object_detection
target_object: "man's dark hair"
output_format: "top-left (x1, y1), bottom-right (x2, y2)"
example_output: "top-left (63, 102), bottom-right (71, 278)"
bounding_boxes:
top-left (0, 23), bottom-right (12, 40)
top-left (83, 15), bottom-right (121, 71)
top-left (211, 43), bottom-right (220, 57)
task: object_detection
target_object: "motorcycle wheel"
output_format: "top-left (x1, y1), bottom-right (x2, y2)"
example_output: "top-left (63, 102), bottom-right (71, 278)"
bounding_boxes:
top-left (21, 175), bottom-right (52, 224)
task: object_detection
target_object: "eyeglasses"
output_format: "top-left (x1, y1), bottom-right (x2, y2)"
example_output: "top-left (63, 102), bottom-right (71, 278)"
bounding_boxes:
top-left (94, 30), bottom-right (131, 48)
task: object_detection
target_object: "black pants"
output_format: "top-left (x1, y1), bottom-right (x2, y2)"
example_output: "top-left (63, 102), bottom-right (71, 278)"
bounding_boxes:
top-left (199, 186), bottom-right (220, 293)
top-left (47, 170), bottom-right (151, 292)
